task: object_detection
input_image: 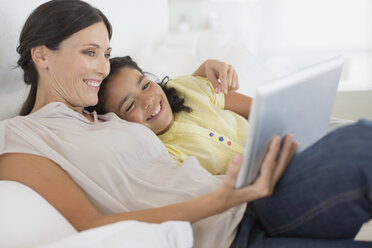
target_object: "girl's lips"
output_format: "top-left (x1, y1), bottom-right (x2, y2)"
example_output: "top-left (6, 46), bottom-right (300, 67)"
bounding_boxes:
top-left (147, 102), bottom-right (163, 121)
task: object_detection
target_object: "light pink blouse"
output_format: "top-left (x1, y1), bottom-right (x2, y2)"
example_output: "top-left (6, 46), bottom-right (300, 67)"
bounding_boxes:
top-left (0, 102), bottom-right (245, 248)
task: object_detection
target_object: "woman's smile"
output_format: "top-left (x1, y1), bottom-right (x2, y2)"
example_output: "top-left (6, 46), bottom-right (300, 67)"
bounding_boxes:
top-left (83, 79), bottom-right (102, 91)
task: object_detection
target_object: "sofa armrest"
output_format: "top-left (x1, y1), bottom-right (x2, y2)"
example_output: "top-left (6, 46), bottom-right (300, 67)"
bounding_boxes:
top-left (0, 181), bottom-right (77, 247)
top-left (332, 90), bottom-right (372, 121)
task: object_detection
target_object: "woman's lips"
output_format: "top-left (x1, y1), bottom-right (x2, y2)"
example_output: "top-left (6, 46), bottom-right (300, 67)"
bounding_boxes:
top-left (83, 79), bottom-right (101, 90)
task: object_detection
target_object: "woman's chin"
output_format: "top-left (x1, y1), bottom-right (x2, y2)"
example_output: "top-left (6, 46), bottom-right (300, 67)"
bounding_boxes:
top-left (85, 97), bottom-right (99, 108)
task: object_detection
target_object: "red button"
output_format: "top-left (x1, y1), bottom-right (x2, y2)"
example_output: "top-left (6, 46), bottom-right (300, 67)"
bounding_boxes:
top-left (227, 141), bottom-right (231, 146)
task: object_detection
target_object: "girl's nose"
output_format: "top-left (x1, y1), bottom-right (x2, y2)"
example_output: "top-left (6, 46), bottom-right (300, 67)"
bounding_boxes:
top-left (142, 94), bottom-right (154, 109)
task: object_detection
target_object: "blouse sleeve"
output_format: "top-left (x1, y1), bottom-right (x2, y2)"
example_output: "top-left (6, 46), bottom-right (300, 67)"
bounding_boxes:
top-left (166, 75), bottom-right (225, 110)
top-left (0, 122), bottom-right (5, 154)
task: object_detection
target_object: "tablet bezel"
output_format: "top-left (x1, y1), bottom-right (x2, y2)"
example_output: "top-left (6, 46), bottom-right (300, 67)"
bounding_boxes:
top-left (235, 57), bottom-right (344, 189)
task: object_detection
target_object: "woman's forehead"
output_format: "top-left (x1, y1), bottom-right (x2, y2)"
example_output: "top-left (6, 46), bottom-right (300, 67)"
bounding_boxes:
top-left (60, 22), bottom-right (110, 49)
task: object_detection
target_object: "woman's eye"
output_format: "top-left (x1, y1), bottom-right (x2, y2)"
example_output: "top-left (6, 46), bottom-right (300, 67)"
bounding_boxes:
top-left (105, 53), bottom-right (111, 59)
top-left (84, 51), bottom-right (95, 57)
top-left (126, 102), bottom-right (134, 112)
top-left (142, 82), bottom-right (150, 90)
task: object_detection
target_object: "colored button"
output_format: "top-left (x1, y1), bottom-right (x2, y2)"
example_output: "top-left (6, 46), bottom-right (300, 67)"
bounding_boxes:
top-left (219, 136), bottom-right (224, 141)
top-left (227, 141), bottom-right (231, 146)
top-left (209, 132), bottom-right (214, 137)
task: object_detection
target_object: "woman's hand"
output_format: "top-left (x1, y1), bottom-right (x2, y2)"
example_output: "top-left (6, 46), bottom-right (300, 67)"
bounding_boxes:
top-left (192, 59), bottom-right (239, 94)
top-left (214, 135), bottom-right (298, 211)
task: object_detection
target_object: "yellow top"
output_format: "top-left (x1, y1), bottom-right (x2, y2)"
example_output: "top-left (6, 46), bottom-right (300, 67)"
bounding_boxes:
top-left (158, 75), bottom-right (248, 175)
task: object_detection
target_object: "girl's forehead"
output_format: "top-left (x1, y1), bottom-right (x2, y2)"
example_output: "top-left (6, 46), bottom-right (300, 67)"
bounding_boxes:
top-left (108, 69), bottom-right (139, 96)
top-left (115, 68), bottom-right (143, 85)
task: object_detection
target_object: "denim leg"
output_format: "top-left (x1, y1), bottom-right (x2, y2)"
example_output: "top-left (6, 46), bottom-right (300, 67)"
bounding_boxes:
top-left (230, 210), bottom-right (372, 248)
top-left (252, 119), bottom-right (372, 240)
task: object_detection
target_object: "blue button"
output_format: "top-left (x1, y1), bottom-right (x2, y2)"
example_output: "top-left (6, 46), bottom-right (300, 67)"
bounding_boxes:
top-left (219, 136), bottom-right (224, 141)
top-left (209, 132), bottom-right (214, 137)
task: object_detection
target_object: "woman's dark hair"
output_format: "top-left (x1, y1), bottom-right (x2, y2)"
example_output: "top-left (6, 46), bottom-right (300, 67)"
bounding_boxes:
top-left (17, 0), bottom-right (112, 116)
top-left (86, 56), bottom-right (191, 115)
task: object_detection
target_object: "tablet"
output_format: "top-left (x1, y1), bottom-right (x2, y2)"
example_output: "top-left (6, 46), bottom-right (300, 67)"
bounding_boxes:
top-left (235, 57), bottom-right (344, 189)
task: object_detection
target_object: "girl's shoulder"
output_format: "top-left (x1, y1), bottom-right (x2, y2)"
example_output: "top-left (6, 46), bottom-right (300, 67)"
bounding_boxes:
top-left (168, 75), bottom-right (215, 98)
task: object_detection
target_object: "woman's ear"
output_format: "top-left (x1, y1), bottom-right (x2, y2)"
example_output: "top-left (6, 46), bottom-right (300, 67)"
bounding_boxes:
top-left (30, 46), bottom-right (49, 69)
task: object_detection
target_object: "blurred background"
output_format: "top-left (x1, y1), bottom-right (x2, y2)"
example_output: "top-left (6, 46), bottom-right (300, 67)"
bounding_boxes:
top-left (0, 0), bottom-right (371, 120)
top-left (167, 0), bottom-right (372, 92)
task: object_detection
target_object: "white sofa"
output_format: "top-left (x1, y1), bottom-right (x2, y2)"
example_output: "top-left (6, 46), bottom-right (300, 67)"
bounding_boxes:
top-left (0, 0), bottom-right (371, 247)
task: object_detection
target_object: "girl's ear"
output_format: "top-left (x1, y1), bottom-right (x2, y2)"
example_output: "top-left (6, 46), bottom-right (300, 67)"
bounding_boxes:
top-left (30, 45), bottom-right (49, 69)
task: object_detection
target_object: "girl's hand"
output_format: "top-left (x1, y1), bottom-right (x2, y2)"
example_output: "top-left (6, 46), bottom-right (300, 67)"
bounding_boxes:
top-left (214, 135), bottom-right (298, 211)
top-left (193, 59), bottom-right (239, 94)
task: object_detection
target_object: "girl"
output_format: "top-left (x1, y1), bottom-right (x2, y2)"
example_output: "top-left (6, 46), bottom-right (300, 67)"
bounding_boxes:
top-left (89, 56), bottom-right (253, 175)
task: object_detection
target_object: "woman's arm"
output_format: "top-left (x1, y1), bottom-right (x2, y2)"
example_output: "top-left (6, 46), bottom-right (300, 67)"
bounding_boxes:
top-left (0, 153), bottom-right (226, 230)
top-left (192, 59), bottom-right (252, 119)
top-left (224, 92), bottom-right (253, 119)
top-left (0, 135), bottom-right (296, 231)
top-left (192, 59), bottom-right (239, 94)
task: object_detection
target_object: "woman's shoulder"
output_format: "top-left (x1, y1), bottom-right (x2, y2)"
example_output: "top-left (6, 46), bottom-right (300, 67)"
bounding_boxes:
top-left (0, 115), bottom-right (28, 137)
top-left (0, 102), bottom-right (68, 130)
top-left (0, 116), bottom-right (26, 157)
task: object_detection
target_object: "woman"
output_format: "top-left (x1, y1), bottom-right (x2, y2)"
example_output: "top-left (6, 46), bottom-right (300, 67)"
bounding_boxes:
top-left (0, 1), bottom-right (371, 248)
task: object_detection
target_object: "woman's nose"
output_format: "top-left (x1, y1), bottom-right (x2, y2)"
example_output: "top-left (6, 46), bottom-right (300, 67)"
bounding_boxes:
top-left (95, 55), bottom-right (110, 78)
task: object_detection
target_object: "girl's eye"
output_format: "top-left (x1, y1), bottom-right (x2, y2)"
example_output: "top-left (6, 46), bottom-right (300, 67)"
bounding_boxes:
top-left (126, 101), bottom-right (134, 112)
top-left (84, 51), bottom-right (95, 57)
top-left (142, 82), bottom-right (150, 90)
top-left (105, 53), bottom-right (111, 59)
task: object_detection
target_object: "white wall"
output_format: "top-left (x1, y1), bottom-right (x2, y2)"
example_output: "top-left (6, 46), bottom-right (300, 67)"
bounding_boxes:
top-left (168, 0), bottom-right (372, 91)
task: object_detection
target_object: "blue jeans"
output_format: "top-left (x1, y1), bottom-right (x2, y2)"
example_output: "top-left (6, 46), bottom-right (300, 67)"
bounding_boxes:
top-left (231, 119), bottom-right (372, 248)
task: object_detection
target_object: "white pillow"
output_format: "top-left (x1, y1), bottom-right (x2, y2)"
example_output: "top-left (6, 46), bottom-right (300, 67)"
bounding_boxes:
top-left (0, 181), bottom-right (77, 248)
top-left (40, 220), bottom-right (193, 248)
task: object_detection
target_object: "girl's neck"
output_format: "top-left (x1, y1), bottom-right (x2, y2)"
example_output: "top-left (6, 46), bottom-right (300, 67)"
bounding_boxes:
top-left (156, 115), bottom-right (175, 135)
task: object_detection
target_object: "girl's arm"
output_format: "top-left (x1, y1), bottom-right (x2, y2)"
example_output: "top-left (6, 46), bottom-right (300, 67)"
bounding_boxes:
top-left (0, 135), bottom-right (296, 231)
top-left (224, 92), bottom-right (253, 119)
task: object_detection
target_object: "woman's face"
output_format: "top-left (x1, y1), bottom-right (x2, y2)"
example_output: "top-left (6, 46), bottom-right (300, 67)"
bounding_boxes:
top-left (45, 22), bottom-right (111, 109)
top-left (103, 67), bottom-right (174, 134)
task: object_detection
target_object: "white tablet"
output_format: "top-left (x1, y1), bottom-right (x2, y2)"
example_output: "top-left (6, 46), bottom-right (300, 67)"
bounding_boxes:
top-left (235, 57), bottom-right (344, 189)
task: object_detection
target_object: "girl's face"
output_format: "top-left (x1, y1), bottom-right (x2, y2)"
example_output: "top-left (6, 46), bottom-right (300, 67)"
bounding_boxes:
top-left (103, 67), bottom-right (174, 134)
top-left (44, 22), bottom-right (111, 109)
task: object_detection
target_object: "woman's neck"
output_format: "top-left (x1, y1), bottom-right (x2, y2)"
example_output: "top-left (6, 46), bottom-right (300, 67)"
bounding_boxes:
top-left (31, 81), bottom-right (94, 122)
